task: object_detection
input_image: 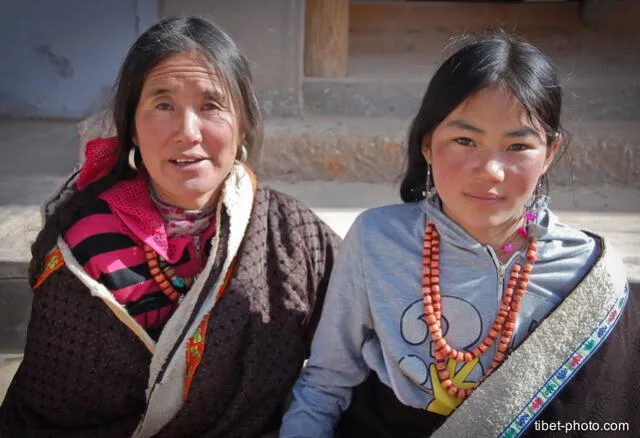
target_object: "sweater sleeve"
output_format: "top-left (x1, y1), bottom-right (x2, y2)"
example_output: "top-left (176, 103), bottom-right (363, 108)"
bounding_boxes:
top-left (280, 216), bottom-right (373, 437)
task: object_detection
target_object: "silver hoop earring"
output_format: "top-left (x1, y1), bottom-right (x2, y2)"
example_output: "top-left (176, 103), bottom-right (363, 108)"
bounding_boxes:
top-left (237, 142), bottom-right (248, 162)
top-left (128, 147), bottom-right (138, 171)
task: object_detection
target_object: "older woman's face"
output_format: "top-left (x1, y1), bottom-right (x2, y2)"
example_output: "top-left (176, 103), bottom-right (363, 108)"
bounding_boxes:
top-left (134, 50), bottom-right (240, 210)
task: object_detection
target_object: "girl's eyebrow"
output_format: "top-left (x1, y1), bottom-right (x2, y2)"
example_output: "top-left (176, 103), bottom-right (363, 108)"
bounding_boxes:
top-left (504, 127), bottom-right (539, 138)
top-left (447, 119), bottom-right (539, 138)
top-left (446, 119), bottom-right (484, 133)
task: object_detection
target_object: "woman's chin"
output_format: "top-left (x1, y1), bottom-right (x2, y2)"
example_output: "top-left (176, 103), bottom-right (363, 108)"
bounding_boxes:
top-left (153, 185), bottom-right (220, 210)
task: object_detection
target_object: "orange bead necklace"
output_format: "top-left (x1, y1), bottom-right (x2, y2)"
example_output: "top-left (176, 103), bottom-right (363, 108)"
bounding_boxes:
top-left (144, 244), bottom-right (194, 303)
top-left (422, 220), bottom-right (538, 401)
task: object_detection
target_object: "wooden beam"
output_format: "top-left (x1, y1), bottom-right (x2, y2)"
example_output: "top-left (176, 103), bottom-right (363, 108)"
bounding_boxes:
top-left (305, 0), bottom-right (349, 77)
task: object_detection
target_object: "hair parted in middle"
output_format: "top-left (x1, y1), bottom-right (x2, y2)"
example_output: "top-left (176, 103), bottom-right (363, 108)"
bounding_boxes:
top-left (400, 33), bottom-right (565, 203)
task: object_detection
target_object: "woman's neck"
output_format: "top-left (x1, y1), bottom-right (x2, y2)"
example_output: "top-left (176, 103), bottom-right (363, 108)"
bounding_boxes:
top-left (149, 183), bottom-right (217, 238)
top-left (149, 180), bottom-right (220, 211)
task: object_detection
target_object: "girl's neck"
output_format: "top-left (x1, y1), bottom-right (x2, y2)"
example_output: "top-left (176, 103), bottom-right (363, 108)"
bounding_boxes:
top-left (443, 206), bottom-right (528, 263)
top-left (486, 221), bottom-right (528, 264)
top-left (473, 217), bottom-right (522, 248)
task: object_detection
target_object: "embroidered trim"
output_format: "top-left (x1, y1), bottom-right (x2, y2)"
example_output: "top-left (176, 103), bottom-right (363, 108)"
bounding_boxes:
top-left (33, 248), bottom-right (65, 289)
top-left (182, 250), bottom-right (240, 400)
top-left (184, 314), bottom-right (210, 401)
top-left (499, 283), bottom-right (630, 438)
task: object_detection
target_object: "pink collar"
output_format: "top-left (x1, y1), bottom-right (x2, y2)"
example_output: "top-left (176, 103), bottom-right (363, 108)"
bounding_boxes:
top-left (99, 172), bottom-right (206, 263)
top-left (78, 137), bottom-right (217, 263)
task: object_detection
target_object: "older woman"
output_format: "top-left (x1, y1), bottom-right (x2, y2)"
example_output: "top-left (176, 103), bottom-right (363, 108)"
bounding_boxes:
top-left (0, 17), bottom-right (340, 438)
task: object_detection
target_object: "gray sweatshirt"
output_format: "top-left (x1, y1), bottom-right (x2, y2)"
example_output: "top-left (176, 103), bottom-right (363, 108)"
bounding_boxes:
top-left (280, 196), bottom-right (598, 437)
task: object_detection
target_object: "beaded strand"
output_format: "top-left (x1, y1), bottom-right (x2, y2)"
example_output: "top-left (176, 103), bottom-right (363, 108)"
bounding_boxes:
top-left (422, 220), bottom-right (538, 400)
top-left (143, 244), bottom-right (194, 303)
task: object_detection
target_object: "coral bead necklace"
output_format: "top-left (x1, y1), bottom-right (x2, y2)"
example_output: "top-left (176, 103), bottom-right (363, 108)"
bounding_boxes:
top-left (422, 220), bottom-right (538, 401)
top-left (144, 244), bottom-right (194, 303)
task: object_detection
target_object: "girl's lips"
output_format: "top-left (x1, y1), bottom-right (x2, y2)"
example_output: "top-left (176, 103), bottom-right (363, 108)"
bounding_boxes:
top-left (464, 192), bottom-right (505, 203)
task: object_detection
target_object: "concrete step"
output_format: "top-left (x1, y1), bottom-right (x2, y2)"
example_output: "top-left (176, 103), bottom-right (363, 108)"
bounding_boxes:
top-left (0, 119), bottom-right (79, 355)
top-left (348, 1), bottom-right (640, 58)
top-left (326, 2), bottom-right (640, 119)
top-left (0, 354), bottom-right (22, 403)
top-left (261, 116), bottom-right (640, 185)
top-left (303, 71), bottom-right (640, 120)
top-left (78, 114), bottom-right (640, 185)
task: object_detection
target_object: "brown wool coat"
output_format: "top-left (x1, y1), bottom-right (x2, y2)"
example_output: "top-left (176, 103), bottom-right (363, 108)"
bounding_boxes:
top-left (0, 186), bottom-right (341, 438)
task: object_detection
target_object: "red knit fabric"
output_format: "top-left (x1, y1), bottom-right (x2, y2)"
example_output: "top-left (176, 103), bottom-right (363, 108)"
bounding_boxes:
top-left (77, 137), bottom-right (119, 190)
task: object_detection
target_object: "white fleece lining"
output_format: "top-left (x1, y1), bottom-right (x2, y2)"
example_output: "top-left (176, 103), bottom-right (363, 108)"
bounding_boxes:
top-left (432, 239), bottom-right (628, 438)
top-left (132, 163), bottom-right (255, 438)
top-left (57, 239), bottom-right (156, 353)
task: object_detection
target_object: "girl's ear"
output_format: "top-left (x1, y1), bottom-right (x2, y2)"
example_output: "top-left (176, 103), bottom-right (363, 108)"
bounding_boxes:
top-left (542, 134), bottom-right (561, 174)
top-left (421, 135), bottom-right (432, 164)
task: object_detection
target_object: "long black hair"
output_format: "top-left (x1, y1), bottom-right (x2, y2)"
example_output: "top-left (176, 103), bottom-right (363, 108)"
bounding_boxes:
top-left (400, 33), bottom-right (564, 202)
top-left (29, 16), bottom-right (263, 284)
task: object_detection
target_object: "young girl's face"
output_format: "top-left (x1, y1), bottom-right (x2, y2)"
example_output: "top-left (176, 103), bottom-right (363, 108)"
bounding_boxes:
top-left (423, 85), bottom-right (558, 235)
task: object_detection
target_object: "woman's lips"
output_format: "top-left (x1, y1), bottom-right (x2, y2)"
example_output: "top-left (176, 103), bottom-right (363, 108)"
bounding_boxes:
top-left (169, 158), bottom-right (208, 169)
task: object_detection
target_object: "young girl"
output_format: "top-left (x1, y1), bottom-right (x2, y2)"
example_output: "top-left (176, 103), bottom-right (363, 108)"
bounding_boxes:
top-left (280, 34), bottom-right (636, 437)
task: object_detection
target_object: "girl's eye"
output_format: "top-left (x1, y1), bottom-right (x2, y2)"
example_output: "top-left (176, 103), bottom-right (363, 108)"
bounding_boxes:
top-left (155, 102), bottom-right (173, 111)
top-left (508, 143), bottom-right (531, 152)
top-left (455, 137), bottom-right (474, 147)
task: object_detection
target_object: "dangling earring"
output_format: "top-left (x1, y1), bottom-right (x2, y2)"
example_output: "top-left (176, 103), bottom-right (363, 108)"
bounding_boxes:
top-left (424, 164), bottom-right (435, 198)
top-left (525, 178), bottom-right (544, 210)
top-left (535, 178), bottom-right (544, 199)
top-left (518, 177), bottom-right (545, 240)
top-left (236, 142), bottom-right (248, 162)
top-left (128, 147), bottom-right (138, 171)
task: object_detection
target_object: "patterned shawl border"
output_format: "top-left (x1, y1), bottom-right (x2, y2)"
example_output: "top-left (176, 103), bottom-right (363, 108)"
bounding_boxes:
top-left (499, 284), bottom-right (628, 438)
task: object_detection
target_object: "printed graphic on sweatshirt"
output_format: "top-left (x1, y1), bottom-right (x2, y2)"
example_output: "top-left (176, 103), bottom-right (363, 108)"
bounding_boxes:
top-left (398, 296), bottom-right (485, 416)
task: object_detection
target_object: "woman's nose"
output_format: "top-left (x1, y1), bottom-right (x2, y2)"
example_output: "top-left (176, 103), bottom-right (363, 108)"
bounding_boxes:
top-left (177, 108), bottom-right (202, 144)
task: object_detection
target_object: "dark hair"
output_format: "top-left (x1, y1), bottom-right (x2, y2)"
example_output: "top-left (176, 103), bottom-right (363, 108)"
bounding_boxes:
top-left (28, 16), bottom-right (263, 284)
top-left (399, 33), bottom-right (564, 202)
